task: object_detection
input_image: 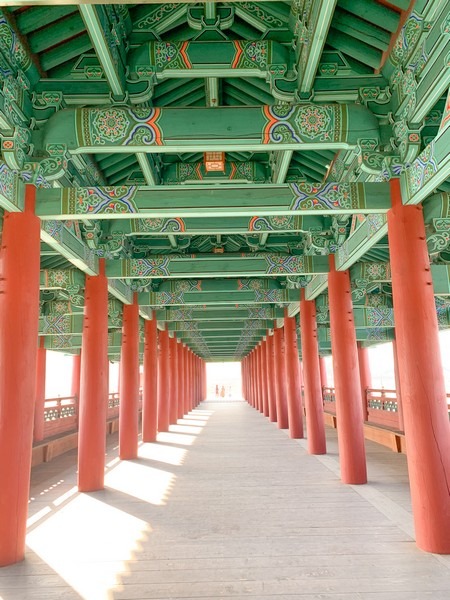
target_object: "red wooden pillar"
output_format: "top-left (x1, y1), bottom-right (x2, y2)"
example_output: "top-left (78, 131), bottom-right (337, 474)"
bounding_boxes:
top-left (186, 345), bottom-right (190, 411)
top-left (249, 350), bottom-right (255, 406)
top-left (254, 348), bottom-right (259, 409)
top-left (328, 255), bottom-right (367, 484)
top-left (266, 332), bottom-right (277, 422)
top-left (78, 259), bottom-right (109, 490)
top-left (300, 290), bottom-right (326, 454)
top-left (241, 359), bottom-right (246, 400)
top-left (357, 343), bottom-right (371, 422)
top-left (187, 349), bottom-right (192, 411)
top-left (34, 337), bottom-right (47, 443)
top-left (203, 360), bottom-right (207, 401)
top-left (119, 295), bottom-right (140, 460)
top-left (71, 352), bottom-right (81, 430)
top-left (0, 188), bottom-right (40, 566)
top-left (142, 314), bottom-right (158, 442)
top-left (177, 341), bottom-right (184, 418)
top-left (255, 344), bottom-right (262, 412)
top-left (169, 335), bottom-right (178, 424)
top-left (273, 327), bottom-right (288, 428)
top-left (158, 328), bottom-right (170, 431)
top-left (284, 311), bottom-right (304, 439)
top-left (388, 180), bottom-right (450, 553)
top-left (392, 338), bottom-right (404, 431)
top-left (319, 356), bottom-right (328, 388)
top-left (260, 340), bottom-right (269, 416)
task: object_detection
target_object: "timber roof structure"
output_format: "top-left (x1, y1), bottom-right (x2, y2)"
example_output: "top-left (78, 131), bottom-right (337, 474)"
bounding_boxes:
top-left (1, 0), bottom-right (450, 360)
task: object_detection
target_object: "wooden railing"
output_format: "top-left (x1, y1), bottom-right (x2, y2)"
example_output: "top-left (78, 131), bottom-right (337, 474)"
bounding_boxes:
top-left (41, 391), bottom-right (143, 441)
top-left (44, 396), bottom-right (78, 438)
top-left (321, 387), bottom-right (450, 431)
top-left (366, 388), bottom-right (400, 430)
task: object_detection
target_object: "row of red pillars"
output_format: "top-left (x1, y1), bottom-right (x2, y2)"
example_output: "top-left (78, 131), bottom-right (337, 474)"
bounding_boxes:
top-left (242, 180), bottom-right (450, 555)
top-left (0, 185), bottom-right (207, 566)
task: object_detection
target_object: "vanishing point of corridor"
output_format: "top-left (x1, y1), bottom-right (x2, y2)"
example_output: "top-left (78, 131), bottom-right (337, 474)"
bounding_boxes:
top-left (1, 400), bottom-right (449, 600)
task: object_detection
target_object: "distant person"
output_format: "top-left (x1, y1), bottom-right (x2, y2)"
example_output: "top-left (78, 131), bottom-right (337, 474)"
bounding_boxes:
top-left (220, 385), bottom-right (225, 398)
top-left (215, 384), bottom-right (219, 398)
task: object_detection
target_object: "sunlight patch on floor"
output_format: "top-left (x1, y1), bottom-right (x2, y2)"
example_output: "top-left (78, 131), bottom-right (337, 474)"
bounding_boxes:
top-left (170, 423), bottom-right (204, 435)
top-left (104, 461), bottom-right (175, 506)
top-left (157, 431), bottom-right (197, 446)
top-left (138, 442), bottom-right (187, 466)
top-left (27, 493), bottom-right (150, 600)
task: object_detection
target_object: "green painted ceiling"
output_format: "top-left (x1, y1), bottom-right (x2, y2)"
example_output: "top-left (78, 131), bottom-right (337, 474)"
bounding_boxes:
top-left (1, 0), bottom-right (450, 360)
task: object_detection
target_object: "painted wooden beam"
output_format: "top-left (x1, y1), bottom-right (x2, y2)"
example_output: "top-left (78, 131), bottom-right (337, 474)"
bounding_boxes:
top-left (37, 103), bottom-right (380, 155)
top-left (79, 4), bottom-right (126, 96)
top-left (128, 39), bottom-right (289, 82)
top-left (140, 289), bottom-right (299, 307)
top-left (162, 161), bottom-right (268, 184)
top-left (156, 306), bottom-right (284, 322)
top-left (106, 254), bottom-right (329, 280)
top-left (35, 182), bottom-right (392, 220)
top-left (292, 0), bottom-right (338, 94)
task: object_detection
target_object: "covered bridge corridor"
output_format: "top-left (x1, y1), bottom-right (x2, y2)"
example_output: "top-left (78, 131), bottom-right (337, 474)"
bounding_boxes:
top-left (0, 0), bottom-right (450, 597)
top-left (2, 400), bottom-right (450, 599)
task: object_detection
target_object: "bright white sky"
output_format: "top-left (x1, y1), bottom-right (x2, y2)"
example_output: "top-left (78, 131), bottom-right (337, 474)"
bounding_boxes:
top-left (45, 329), bottom-right (450, 399)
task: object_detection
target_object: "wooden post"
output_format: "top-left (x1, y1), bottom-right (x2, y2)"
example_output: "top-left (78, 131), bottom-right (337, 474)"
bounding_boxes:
top-left (119, 295), bottom-right (140, 459)
top-left (142, 314), bottom-right (158, 442)
top-left (78, 259), bottom-right (109, 489)
top-left (273, 327), bottom-right (289, 428)
top-left (0, 188), bottom-right (41, 565)
top-left (284, 311), bottom-right (304, 438)
top-left (34, 337), bottom-right (47, 443)
top-left (328, 255), bottom-right (367, 484)
top-left (357, 344), bottom-right (371, 422)
top-left (169, 335), bottom-right (178, 424)
top-left (300, 291), bottom-right (326, 455)
top-left (158, 328), bottom-right (171, 431)
top-left (388, 179), bottom-right (450, 553)
top-left (266, 332), bottom-right (277, 422)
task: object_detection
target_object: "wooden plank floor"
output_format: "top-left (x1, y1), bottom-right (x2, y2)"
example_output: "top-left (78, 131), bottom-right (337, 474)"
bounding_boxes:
top-left (1, 400), bottom-right (449, 600)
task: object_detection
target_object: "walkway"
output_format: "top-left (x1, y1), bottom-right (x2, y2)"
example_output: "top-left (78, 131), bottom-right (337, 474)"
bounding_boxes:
top-left (1, 401), bottom-right (450, 600)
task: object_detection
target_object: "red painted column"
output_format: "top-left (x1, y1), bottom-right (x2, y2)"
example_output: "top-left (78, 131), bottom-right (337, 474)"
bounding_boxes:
top-left (256, 343), bottom-right (263, 412)
top-left (284, 312), bottom-right (304, 439)
top-left (319, 356), bottom-right (328, 388)
top-left (266, 333), bottom-right (277, 422)
top-left (392, 338), bottom-right (404, 431)
top-left (34, 338), bottom-right (47, 443)
top-left (169, 336), bottom-right (178, 424)
top-left (357, 343), bottom-right (371, 422)
top-left (253, 347), bottom-right (259, 410)
top-left (78, 259), bottom-right (109, 490)
top-left (0, 189), bottom-right (40, 566)
top-left (184, 346), bottom-right (190, 414)
top-left (177, 341), bottom-right (184, 418)
top-left (273, 327), bottom-right (288, 428)
top-left (300, 291), bottom-right (326, 454)
top-left (260, 341), bottom-right (269, 416)
top-left (119, 295), bottom-right (140, 460)
top-left (388, 180), bottom-right (450, 553)
top-left (249, 351), bottom-right (255, 406)
top-left (71, 352), bottom-right (81, 430)
top-left (158, 328), bottom-right (170, 431)
top-left (328, 255), bottom-right (367, 484)
top-left (187, 350), bottom-right (192, 411)
top-left (142, 314), bottom-right (158, 442)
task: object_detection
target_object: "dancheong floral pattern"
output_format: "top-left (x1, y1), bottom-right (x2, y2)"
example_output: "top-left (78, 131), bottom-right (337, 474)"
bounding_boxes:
top-left (92, 109), bottom-right (130, 143)
top-left (295, 105), bottom-right (331, 140)
top-left (262, 103), bottom-right (343, 145)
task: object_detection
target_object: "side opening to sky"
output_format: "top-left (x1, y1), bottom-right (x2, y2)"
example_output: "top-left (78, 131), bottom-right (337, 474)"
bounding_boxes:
top-left (206, 362), bottom-right (242, 400)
